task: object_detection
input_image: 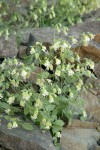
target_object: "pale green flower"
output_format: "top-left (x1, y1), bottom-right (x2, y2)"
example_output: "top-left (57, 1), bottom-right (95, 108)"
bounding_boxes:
top-left (89, 61), bottom-right (94, 69)
top-left (42, 46), bottom-right (46, 52)
top-left (79, 79), bottom-right (83, 86)
top-left (5, 109), bottom-right (10, 114)
top-left (57, 87), bottom-right (61, 94)
top-left (41, 118), bottom-right (46, 125)
top-left (22, 90), bottom-right (32, 101)
top-left (75, 65), bottom-right (80, 71)
top-left (35, 99), bottom-right (43, 108)
top-left (33, 14), bottom-right (38, 20)
top-left (53, 88), bottom-right (57, 93)
top-left (42, 88), bottom-right (49, 97)
top-left (83, 110), bottom-right (87, 117)
top-left (0, 75), bottom-right (5, 82)
top-left (55, 58), bottom-right (61, 65)
top-left (55, 70), bottom-right (61, 76)
top-left (44, 59), bottom-right (51, 69)
top-left (86, 70), bottom-right (92, 77)
top-left (7, 122), bottom-right (13, 129)
top-left (35, 53), bottom-right (39, 59)
top-left (70, 57), bottom-right (74, 62)
top-left (0, 93), bottom-right (3, 99)
top-left (13, 58), bottom-right (18, 65)
top-left (21, 70), bottom-right (28, 79)
top-left (45, 121), bottom-right (51, 129)
top-left (30, 47), bottom-right (35, 54)
top-left (11, 69), bottom-right (16, 75)
top-left (31, 109), bottom-right (38, 120)
top-left (20, 100), bottom-right (25, 107)
top-left (84, 36), bottom-right (90, 42)
top-left (76, 54), bottom-right (80, 62)
top-left (10, 79), bottom-right (19, 87)
top-left (68, 69), bottom-right (74, 76)
top-left (62, 42), bottom-right (69, 49)
top-left (56, 132), bottom-right (62, 138)
top-left (49, 94), bottom-right (54, 103)
top-left (69, 92), bottom-right (74, 98)
top-left (76, 84), bottom-right (81, 91)
top-left (12, 121), bottom-right (18, 128)
top-left (36, 79), bottom-right (44, 87)
top-left (7, 96), bottom-right (15, 105)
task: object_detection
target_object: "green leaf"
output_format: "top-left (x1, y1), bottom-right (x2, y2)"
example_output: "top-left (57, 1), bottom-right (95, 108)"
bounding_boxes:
top-left (53, 119), bottom-right (64, 127)
top-left (52, 125), bottom-right (63, 133)
top-left (41, 71), bottom-right (49, 78)
top-left (46, 105), bottom-right (55, 111)
top-left (0, 102), bottom-right (10, 109)
top-left (22, 123), bottom-right (33, 131)
top-left (24, 106), bottom-right (30, 116)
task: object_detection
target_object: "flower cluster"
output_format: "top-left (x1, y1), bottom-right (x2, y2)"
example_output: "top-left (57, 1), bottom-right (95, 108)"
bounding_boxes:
top-left (0, 38), bottom-right (95, 145)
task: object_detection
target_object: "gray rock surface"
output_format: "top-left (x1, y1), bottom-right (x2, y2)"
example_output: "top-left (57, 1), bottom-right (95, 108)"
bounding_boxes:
top-left (18, 21), bottom-right (100, 62)
top-left (96, 146), bottom-right (100, 150)
top-left (0, 119), bottom-right (56, 150)
top-left (18, 21), bottom-right (100, 44)
top-left (18, 27), bottom-right (64, 44)
top-left (0, 36), bottom-right (18, 58)
top-left (61, 128), bottom-right (100, 150)
top-left (81, 92), bottom-right (100, 123)
top-left (82, 8), bottom-right (100, 22)
top-left (67, 21), bottom-right (100, 38)
top-left (95, 62), bottom-right (100, 79)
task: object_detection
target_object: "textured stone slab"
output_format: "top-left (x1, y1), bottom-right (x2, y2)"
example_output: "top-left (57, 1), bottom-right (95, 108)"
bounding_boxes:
top-left (67, 119), bottom-right (99, 129)
top-left (0, 119), bottom-right (56, 150)
top-left (68, 21), bottom-right (100, 38)
top-left (18, 21), bottom-right (100, 62)
top-left (96, 146), bottom-right (100, 150)
top-left (18, 27), bottom-right (64, 44)
top-left (61, 128), bottom-right (100, 150)
top-left (0, 36), bottom-right (18, 58)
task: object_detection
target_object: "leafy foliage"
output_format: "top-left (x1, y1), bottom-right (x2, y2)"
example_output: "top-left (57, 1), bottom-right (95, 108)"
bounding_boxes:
top-left (0, 36), bottom-right (95, 143)
top-left (0, 0), bottom-right (98, 145)
top-left (0, 0), bottom-right (99, 36)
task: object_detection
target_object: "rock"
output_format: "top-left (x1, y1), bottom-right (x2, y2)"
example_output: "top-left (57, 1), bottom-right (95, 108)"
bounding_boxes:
top-left (80, 89), bottom-right (100, 123)
top-left (0, 118), bottom-right (56, 150)
top-left (68, 21), bottom-right (100, 38)
top-left (68, 21), bottom-right (100, 62)
top-left (73, 44), bottom-right (100, 62)
top-left (82, 8), bottom-right (100, 22)
top-left (29, 67), bottom-right (44, 84)
top-left (96, 146), bottom-right (100, 150)
top-left (17, 27), bottom-right (64, 44)
top-left (67, 119), bottom-right (99, 129)
top-left (95, 62), bottom-right (100, 79)
top-left (18, 45), bottom-right (27, 58)
top-left (47, 0), bottom-right (57, 6)
top-left (18, 21), bottom-right (100, 62)
top-left (0, 36), bottom-right (18, 58)
top-left (61, 128), bottom-right (100, 150)
top-left (94, 34), bottom-right (100, 43)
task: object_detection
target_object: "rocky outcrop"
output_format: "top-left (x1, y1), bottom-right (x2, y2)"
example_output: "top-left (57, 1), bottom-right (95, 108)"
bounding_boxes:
top-left (95, 62), bottom-right (100, 79)
top-left (81, 91), bottom-right (100, 123)
top-left (80, 62), bottom-right (100, 123)
top-left (68, 21), bottom-right (100, 62)
top-left (0, 119), bottom-right (56, 150)
top-left (17, 21), bottom-right (100, 62)
top-left (0, 36), bottom-right (18, 58)
top-left (61, 128), bottom-right (100, 150)
top-left (82, 8), bottom-right (100, 22)
top-left (67, 119), bottom-right (99, 129)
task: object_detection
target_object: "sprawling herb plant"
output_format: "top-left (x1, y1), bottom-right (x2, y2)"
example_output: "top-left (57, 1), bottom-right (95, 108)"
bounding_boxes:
top-left (0, 36), bottom-right (95, 144)
top-left (0, 0), bottom-right (99, 36)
